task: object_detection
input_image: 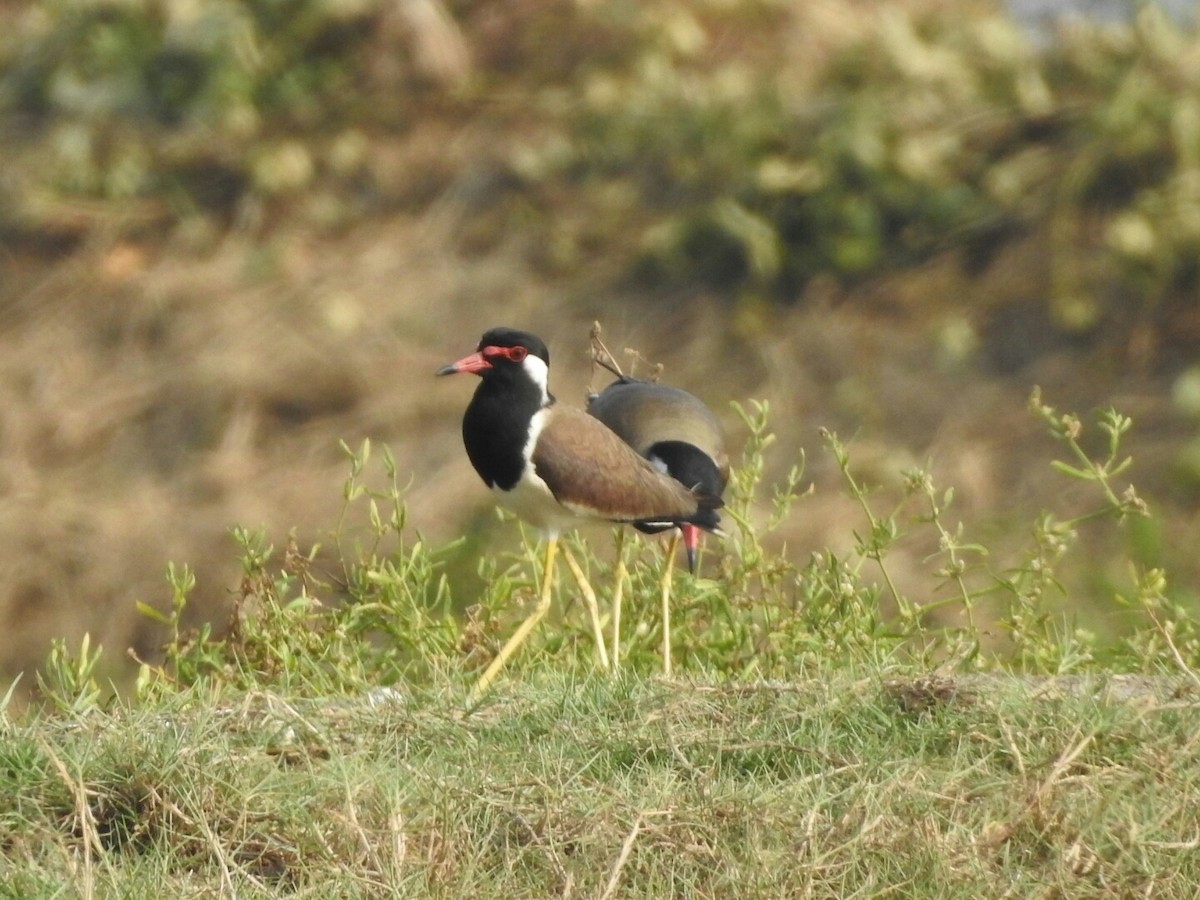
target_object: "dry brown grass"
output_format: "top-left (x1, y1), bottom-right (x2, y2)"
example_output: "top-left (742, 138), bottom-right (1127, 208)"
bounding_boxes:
top-left (4, 673), bottom-right (1200, 896)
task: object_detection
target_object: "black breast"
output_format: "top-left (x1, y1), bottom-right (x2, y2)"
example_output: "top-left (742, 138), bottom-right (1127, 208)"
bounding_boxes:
top-left (461, 372), bottom-right (545, 491)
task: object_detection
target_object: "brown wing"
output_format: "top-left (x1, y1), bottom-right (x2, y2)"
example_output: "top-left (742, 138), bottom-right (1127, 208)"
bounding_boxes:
top-left (531, 405), bottom-right (704, 522)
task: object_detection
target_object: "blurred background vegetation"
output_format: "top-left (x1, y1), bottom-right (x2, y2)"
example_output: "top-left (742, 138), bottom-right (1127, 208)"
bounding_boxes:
top-left (1, 0), bottom-right (1199, 684)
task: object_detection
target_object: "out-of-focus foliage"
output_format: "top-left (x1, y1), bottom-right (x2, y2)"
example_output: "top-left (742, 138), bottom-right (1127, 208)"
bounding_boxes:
top-left (4, 0), bottom-right (1200, 342)
top-left (0, 0), bottom-right (440, 223)
top-left (536, 1), bottom-right (1200, 334)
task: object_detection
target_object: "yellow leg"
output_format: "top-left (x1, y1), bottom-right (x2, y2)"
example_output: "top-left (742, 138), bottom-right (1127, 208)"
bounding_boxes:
top-left (609, 529), bottom-right (627, 670)
top-left (660, 531), bottom-right (679, 675)
top-left (468, 535), bottom-right (558, 706)
top-left (561, 544), bottom-right (610, 672)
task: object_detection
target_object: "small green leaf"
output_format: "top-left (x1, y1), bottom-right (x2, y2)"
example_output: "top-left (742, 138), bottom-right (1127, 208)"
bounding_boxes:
top-left (1049, 460), bottom-right (1092, 480)
top-left (137, 601), bottom-right (171, 624)
top-left (1109, 456), bottom-right (1133, 477)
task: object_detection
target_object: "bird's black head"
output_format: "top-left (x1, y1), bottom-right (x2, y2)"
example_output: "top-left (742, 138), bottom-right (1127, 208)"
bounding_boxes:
top-left (435, 328), bottom-right (550, 378)
top-left (477, 328), bottom-right (549, 366)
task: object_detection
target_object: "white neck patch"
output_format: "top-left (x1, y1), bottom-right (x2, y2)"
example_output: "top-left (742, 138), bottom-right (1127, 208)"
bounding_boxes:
top-left (522, 355), bottom-right (551, 405)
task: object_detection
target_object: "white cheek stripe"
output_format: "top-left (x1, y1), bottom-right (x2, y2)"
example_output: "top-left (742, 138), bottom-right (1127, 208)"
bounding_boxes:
top-left (522, 356), bottom-right (551, 404)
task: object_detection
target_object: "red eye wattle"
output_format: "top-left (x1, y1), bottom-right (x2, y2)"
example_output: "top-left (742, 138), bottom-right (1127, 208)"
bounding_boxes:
top-left (480, 344), bottom-right (529, 363)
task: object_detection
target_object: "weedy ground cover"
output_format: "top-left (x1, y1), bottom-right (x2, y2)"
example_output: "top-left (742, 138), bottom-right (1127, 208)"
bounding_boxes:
top-left (5, 390), bottom-right (1200, 897)
top-left (3, 674), bottom-right (1199, 896)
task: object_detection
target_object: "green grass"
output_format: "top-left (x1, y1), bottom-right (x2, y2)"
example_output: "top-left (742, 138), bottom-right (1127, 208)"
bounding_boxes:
top-left (5, 389), bottom-right (1200, 896)
top-left (3, 673), bottom-right (1199, 897)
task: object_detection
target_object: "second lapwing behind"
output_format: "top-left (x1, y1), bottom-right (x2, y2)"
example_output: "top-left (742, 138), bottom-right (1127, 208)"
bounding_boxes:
top-left (436, 327), bottom-right (722, 702)
top-left (587, 375), bottom-right (729, 671)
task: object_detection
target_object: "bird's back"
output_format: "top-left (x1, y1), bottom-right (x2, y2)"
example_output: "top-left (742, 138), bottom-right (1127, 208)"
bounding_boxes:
top-left (587, 378), bottom-right (729, 485)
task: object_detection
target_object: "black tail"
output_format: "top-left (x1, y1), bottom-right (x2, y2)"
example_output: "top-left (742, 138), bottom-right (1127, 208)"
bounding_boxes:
top-left (633, 492), bottom-right (722, 536)
top-left (688, 494), bottom-right (723, 535)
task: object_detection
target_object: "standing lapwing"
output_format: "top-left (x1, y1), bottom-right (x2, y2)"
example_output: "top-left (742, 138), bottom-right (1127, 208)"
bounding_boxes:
top-left (587, 375), bottom-right (729, 672)
top-left (436, 327), bottom-right (722, 701)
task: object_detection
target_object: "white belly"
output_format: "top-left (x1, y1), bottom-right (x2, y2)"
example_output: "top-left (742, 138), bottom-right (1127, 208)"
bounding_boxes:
top-left (492, 468), bottom-right (581, 536)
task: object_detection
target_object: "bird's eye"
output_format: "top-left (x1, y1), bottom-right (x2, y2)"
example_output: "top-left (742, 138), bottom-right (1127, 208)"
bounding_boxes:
top-left (481, 344), bottom-right (528, 363)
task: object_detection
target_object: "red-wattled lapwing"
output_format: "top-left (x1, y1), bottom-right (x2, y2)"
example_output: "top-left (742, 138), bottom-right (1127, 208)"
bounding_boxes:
top-left (587, 375), bottom-right (729, 673)
top-left (436, 327), bottom-right (722, 701)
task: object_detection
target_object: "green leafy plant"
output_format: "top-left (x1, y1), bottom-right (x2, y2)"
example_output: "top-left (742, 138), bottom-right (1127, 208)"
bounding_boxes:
top-left (54, 388), bottom-right (1183, 705)
top-left (35, 633), bottom-right (106, 714)
top-left (134, 439), bottom-right (461, 700)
